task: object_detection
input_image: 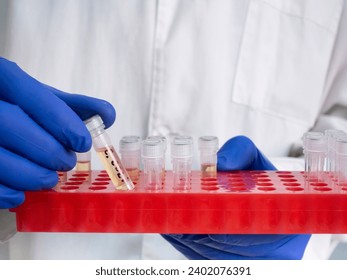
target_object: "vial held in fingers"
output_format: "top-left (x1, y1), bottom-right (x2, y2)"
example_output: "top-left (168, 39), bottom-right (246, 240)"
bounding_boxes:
top-left (84, 115), bottom-right (134, 190)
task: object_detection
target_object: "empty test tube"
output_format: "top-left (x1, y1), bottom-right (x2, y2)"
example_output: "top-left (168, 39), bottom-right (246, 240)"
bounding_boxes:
top-left (76, 150), bottom-right (91, 172)
top-left (119, 136), bottom-right (141, 181)
top-left (198, 136), bottom-right (219, 178)
top-left (84, 115), bottom-right (134, 190)
top-left (302, 132), bottom-right (326, 182)
top-left (141, 138), bottom-right (164, 190)
top-left (171, 136), bottom-right (193, 190)
top-left (336, 133), bottom-right (347, 186)
top-left (147, 136), bottom-right (167, 178)
top-left (325, 129), bottom-right (344, 177)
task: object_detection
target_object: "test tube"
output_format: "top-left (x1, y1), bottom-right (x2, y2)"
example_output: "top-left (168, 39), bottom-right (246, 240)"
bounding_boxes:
top-left (302, 132), bottom-right (326, 182)
top-left (84, 115), bottom-right (134, 190)
top-left (119, 136), bottom-right (141, 182)
top-left (336, 133), bottom-right (347, 187)
top-left (325, 129), bottom-right (344, 178)
top-left (147, 136), bottom-right (167, 178)
top-left (171, 137), bottom-right (193, 190)
top-left (76, 151), bottom-right (91, 172)
top-left (141, 138), bottom-right (164, 190)
top-left (198, 136), bottom-right (219, 178)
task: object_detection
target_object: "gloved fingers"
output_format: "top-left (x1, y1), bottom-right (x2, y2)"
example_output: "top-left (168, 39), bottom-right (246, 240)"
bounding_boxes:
top-left (162, 234), bottom-right (258, 260)
top-left (45, 84), bottom-right (116, 129)
top-left (208, 234), bottom-right (292, 246)
top-left (161, 234), bottom-right (208, 260)
top-left (0, 184), bottom-right (25, 209)
top-left (217, 136), bottom-right (276, 171)
top-left (165, 234), bottom-right (310, 259)
top-left (0, 146), bottom-right (58, 191)
top-left (0, 58), bottom-right (91, 152)
top-left (0, 100), bottom-right (76, 170)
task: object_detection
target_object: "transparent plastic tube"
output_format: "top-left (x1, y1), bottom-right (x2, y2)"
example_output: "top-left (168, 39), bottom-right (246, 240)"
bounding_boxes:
top-left (84, 115), bottom-right (134, 190)
top-left (336, 133), bottom-right (347, 187)
top-left (141, 138), bottom-right (164, 190)
top-left (119, 136), bottom-right (141, 182)
top-left (76, 150), bottom-right (91, 172)
top-left (324, 129), bottom-right (344, 176)
top-left (147, 136), bottom-right (167, 179)
top-left (198, 136), bottom-right (219, 178)
top-left (302, 132), bottom-right (326, 182)
top-left (171, 136), bottom-right (193, 190)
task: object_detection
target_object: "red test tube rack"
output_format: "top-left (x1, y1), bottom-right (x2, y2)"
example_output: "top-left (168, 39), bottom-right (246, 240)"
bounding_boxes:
top-left (11, 170), bottom-right (347, 234)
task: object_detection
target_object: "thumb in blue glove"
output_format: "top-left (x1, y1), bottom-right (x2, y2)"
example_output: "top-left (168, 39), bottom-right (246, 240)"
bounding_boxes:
top-left (0, 57), bottom-right (115, 208)
top-left (162, 136), bottom-right (310, 259)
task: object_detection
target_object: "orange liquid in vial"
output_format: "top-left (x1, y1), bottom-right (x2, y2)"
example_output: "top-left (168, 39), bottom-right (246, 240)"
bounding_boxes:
top-left (201, 163), bottom-right (217, 178)
top-left (75, 161), bottom-right (91, 172)
top-left (126, 167), bottom-right (140, 182)
top-left (96, 146), bottom-right (134, 190)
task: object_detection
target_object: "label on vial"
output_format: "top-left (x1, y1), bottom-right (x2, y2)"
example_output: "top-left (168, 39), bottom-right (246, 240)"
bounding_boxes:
top-left (96, 146), bottom-right (131, 189)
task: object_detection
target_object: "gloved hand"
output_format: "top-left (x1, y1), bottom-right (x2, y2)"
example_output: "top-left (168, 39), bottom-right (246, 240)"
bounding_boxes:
top-left (162, 136), bottom-right (311, 259)
top-left (0, 57), bottom-right (115, 208)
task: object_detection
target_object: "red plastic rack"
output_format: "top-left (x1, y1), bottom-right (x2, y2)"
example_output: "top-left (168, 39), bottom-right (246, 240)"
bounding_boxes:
top-left (11, 170), bottom-right (347, 234)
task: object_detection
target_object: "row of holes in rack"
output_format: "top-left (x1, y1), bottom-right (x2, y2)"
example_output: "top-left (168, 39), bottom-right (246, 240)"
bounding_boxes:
top-left (56, 171), bottom-right (347, 193)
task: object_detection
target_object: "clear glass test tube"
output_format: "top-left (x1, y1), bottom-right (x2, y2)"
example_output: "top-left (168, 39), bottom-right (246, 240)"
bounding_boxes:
top-left (119, 136), bottom-right (141, 182)
top-left (76, 150), bottom-right (91, 172)
top-left (336, 133), bottom-right (347, 187)
top-left (171, 137), bottom-right (193, 190)
top-left (325, 129), bottom-right (344, 178)
top-left (302, 132), bottom-right (326, 182)
top-left (84, 115), bottom-right (134, 190)
top-left (141, 138), bottom-right (164, 190)
top-left (198, 136), bottom-right (219, 178)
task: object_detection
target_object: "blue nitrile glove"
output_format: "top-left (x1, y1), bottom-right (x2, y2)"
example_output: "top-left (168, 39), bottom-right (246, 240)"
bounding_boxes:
top-left (162, 136), bottom-right (311, 259)
top-left (0, 57), bottom-right (115, 208)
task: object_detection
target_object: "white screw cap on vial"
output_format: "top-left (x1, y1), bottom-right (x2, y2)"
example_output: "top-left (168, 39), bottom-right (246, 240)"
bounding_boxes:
top-left (120, 136), bottom-right (141, 153)
top-left (84, 115), bottom-right (105, 138)
top-left (171, 137), bottom-right (193, 159)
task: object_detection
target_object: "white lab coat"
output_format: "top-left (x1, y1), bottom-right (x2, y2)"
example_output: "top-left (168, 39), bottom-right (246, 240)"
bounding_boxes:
top-left (0, 0), bottom-right (347, 259)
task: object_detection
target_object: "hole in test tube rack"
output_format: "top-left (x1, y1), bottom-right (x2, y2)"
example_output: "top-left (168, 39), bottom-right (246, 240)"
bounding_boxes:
top-left (89, 186), bottom-right (107, 191)
top-left (255, 178), bottom-right (272, 182)
top-left (275, 171), bottom-right (292, 174)
top-left (281, 178), bottom-right (298, 182)
top-left (249, 171), bottom-right (267, 174)
top-left (201, 181), bottom-right (218, 186)
top-left (94, 177), bottom-right (111, 181)
top-left (310, 182), bottom-right (328, 187)
top-left (97, 173), bottom-right (110, 178)
top-left (60, 186), bottom-right (79, 191)
top-left (68, 177), bottom-right (86, 182)
top-left (201, 185), bottom-right (220, 191)
top-left (314, 187), bottom-right (332, 192)
top-left (257, 186), bottom-right (276, 191)
top-left (286, 187), bottom-right (304, 192)
top-left (200, 177), bottom-right (218, 182)
top-left (283, 182), bottom-right (301, 187)
top-left (72, 173), bottom-right (90, 177)
top-left (227, 173), bottom-right (243, 178)
top-left (277, 174), bottom-right (295, 178)
top-left (64, 181), bottom-right (83, 185)
top-left (256, 182), bottom-right (274, 187)
top-left (92, 182), bottom-right (109, 186)
top-left (228, 182), bottom-right (246, 187)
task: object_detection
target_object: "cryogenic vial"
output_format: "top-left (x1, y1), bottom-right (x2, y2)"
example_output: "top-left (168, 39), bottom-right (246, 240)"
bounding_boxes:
top-left (302, 132), bottom-right (326, 182)
top-left (325, 129), bottom-right (344, 177)
top-left (119, 136), bottom-right (141, 181)
top-left (147, 135), bottom-right (167, 178)
top-left (84, 115), bottom-right (134, 190)
top-left (141, 138), bottom-right (164, 190)
top-left (76, 150), bottom-right (91, 172)
top-left (171, 136), bottom-right (193, 190)
top-left (336, 133), bottom-right (347, 187)
top-left (198, 136), bottom-right (219, 178)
